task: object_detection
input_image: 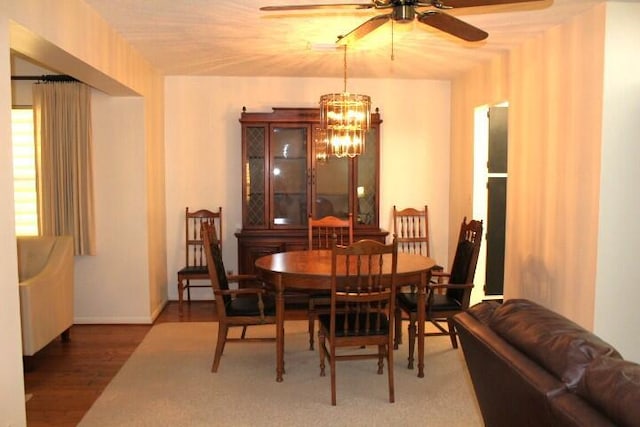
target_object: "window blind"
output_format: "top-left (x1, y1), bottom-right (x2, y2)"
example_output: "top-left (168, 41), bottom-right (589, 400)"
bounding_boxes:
top-left (11, 108), bottom-right (39, 236)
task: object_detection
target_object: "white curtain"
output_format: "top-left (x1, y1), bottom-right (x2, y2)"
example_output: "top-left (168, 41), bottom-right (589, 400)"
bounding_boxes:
top-left (33, 81), bottom-right (95, 255)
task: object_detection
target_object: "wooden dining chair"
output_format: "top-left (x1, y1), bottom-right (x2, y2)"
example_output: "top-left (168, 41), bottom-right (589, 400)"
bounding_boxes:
top-left (177, 207), bottom-right (222, 312)
top-left (307, 213), bottom-right (353, 350)
top-left (395, 217), bottom-right (483, 369)
top-left (393, 205), bottom-right (432, 257)
top-left (392, 204), bottom-right (442, 348)
top-left (318, 238), bottom-right (398, 405)
top-left (202, 222), bottom-right (276, 373)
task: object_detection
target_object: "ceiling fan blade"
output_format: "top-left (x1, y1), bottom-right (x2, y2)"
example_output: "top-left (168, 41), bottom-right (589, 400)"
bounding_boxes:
top-left (336, 13), bottom-right (391, 45)
top-left (432, 0), bottom-right (543, 9)
top-left (417, 10), bottom-right (488, 41)
top-left (260, 3), bottom-right (374, 11)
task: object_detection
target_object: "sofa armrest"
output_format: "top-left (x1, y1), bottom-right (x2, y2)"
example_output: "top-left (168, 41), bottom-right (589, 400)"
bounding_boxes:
top-left (454, 311), bottom-right (567, 427)
top-left (19, 236), bottom-right (74, 355)
top-left (549, 393), bottom-right (617, 427)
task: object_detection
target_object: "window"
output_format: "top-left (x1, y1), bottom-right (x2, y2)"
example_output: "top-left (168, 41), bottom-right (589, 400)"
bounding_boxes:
top-left (11, 108), bottom-right (39, 236)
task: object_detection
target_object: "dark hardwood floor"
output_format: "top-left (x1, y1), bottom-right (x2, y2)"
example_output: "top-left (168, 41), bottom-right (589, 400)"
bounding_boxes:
top-left (23, 301), bottom-right (217, 427)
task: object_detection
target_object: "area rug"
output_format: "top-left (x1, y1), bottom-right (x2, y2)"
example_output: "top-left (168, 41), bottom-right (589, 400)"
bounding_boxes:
top-left (78, 321), bottom-right (482, 427)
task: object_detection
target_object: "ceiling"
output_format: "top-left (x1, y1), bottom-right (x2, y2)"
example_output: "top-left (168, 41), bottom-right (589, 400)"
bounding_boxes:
top-left (81, 0), bottom-right (601, 80)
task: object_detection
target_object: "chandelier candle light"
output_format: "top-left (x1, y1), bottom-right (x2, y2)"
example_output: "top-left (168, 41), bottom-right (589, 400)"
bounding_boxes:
top-left (319, 45), bottom-right (371, 158)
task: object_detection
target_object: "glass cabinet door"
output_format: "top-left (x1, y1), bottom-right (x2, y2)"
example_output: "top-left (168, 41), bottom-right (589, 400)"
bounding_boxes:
top-left (313, 127), bottom-right (349, 220)
top-left (244, 126), bottom-right (267, 227)
top-left (355, 128), bottom-right (378, 226)
top-left (270, 125), bottom-right (309, 228)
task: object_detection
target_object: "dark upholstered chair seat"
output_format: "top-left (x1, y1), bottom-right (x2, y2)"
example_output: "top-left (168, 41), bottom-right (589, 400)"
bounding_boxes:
top-left (318, 312), bottom-right (390, 337)
top-left (177, 265), bottom-right (208, 275)
top-left (397, 291), bottom-right (463, 312)
top-left (226, 295), bottom-right (276, 317)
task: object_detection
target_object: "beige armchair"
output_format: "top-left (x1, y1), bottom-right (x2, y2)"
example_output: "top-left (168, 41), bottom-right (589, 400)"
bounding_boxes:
top-left (17, 235), bottom-right (74, 356)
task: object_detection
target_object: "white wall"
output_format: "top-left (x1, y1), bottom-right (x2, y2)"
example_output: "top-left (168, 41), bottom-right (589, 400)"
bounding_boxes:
top-left (164, 76), bottom-right (451, 300)
top-left (74, 91), bottom-right (152, 323)
top-left (594, 1), bottom-right (640, 360)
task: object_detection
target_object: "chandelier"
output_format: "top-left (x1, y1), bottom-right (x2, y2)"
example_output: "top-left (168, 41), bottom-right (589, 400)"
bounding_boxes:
top-left (319, 45), bottom-right (371, 158)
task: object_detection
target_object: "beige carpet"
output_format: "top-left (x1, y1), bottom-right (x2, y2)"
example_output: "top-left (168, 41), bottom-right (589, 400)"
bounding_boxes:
top-left (79, 321), bottom-right (482, 427)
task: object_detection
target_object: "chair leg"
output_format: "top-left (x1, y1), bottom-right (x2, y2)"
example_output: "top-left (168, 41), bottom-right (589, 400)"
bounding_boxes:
top-left (211, 323), bottom-right (229, 373)
top-left (377, 344), bottom-right (384, 374)
top-left (407, 316), bottom-right (416, 370)
top-left (393, 307), bottom-right (402, 349)
top-left (240, 326), bottom-right (248, 339)
top-left (308, 303), bottom-right (315, 350)
top-left (387, 343), bottom-right (395, 403)
top-left (330, 348), bottom-right (337, 406)
top-left (177, 279), bottom-right (185, 315)
top-left (319, 329), bottom-right (326, 376)
top-left (447, 317), bottom-right (459, 349)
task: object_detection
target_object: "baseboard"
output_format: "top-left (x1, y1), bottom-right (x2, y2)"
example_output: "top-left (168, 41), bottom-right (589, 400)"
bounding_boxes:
top-left (73, 315), bottom-right (153, 324)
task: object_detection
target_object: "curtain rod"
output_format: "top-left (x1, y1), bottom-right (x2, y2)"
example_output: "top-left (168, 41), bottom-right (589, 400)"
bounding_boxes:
top-left (11, 74), bottom-right (78, 82)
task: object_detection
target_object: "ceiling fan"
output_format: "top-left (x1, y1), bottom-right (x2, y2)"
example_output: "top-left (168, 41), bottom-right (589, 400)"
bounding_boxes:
top-left (260, 0), bottom-right (544, 44)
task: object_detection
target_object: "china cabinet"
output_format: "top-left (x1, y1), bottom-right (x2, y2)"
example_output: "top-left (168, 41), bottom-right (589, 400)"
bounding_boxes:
top-left (236, 107), bottom-right (387, 277)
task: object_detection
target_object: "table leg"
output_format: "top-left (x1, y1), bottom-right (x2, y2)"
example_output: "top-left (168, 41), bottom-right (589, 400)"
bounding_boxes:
top-left (417, 271), bottom-right (426, 378)
top-left (275, 275), bottom-right (285, 382)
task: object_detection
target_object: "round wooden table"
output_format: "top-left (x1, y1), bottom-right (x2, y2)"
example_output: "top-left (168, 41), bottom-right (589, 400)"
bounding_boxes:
top-left (255, 249), bottom-right (436, 382)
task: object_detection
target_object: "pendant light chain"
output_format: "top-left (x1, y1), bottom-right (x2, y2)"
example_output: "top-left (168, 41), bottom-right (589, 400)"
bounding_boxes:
top-left (343, 45), bottom-right (348, 93)
top-left (391, 20), bottom-right (395, 61)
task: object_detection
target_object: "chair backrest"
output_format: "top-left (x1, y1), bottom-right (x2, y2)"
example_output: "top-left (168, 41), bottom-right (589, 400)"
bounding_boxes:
top-left (329, 239), bottom-right (398, 337)
top-left (308, 213), bottom-right (353, 250)
top-left (202, 221), bottom-right (231, 317)
top-left (184, 206), bottom-right (222, 269)
top-left (447, 217), bottom-right (483, 303)
top-left (393, 205), bottom-right (431, 256)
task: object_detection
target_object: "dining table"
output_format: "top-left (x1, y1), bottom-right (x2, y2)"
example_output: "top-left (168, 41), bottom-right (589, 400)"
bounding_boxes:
top-left (254, 249), bottom-right (437, 382)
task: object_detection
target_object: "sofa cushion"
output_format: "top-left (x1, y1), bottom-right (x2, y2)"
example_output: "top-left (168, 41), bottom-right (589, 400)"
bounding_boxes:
top-left (466, 300), bottom-right (501, 325)
top-left (575, 356), bottom-right (640, 427)
top-left (489, 299), bottom-right (622, 389)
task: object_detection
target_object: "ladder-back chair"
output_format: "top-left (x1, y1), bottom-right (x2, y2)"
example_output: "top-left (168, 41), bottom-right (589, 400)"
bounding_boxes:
top-left (395, 217), bottom-right (483, 369)
top-left (202, 222), bottom-right (276, 372)
top-left (177, 207), bottom-right (222, 312)
top-left (318, 238), bottom-right (398, 405)
top-left (307, 213), bottom-right (353, 350)
top-left (393, 205), bottom-right (432, 257)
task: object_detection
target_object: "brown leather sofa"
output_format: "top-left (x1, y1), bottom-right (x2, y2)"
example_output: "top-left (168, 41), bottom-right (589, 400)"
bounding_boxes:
top-left (453, 299), bottom-right (640, 427)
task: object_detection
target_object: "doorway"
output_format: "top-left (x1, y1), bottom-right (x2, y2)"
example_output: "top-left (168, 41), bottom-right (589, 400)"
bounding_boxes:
top-left (473, 103), bottom-right (508, 301)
